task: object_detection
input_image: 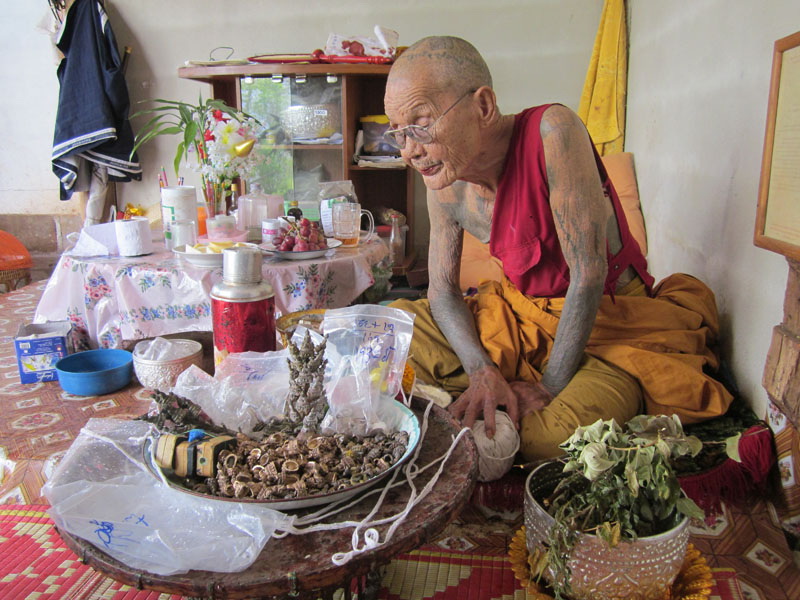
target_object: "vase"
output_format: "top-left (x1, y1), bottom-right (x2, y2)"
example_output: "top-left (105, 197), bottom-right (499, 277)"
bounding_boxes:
top-left (524, 460), bottom-right (689, 600)
top-left (203, 181), bottom-right (231, 218)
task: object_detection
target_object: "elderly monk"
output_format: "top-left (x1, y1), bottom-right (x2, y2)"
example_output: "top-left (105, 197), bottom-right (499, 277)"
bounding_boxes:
top-left (384, 36), bottom-right (732, 460)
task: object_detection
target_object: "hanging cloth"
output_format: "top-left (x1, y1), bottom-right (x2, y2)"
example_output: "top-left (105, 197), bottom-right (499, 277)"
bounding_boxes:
top-left (578, 0), bottom-right (628, 156)
top-left (51, 0), bottom-right (141, 200)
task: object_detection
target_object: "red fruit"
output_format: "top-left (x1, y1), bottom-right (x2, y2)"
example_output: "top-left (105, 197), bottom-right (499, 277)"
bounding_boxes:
top-left (300, 218), bottom-right (311, 228)
top-left (307, 243), bottom-right (319, 251)
top-left (295, 240), bottom-right (309, 252)
top-left (299, 226), bottom-right (311, 238)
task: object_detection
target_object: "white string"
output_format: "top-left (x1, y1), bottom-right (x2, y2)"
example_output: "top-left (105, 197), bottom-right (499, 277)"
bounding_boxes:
top-left (269, 394), bottom-right (472, 566)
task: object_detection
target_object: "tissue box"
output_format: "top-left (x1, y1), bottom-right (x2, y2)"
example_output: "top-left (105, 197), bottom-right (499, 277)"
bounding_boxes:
top-left (15, 322), bottom-right (73, 383)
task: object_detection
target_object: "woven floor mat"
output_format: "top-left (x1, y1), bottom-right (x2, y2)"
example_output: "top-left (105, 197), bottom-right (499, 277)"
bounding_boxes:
top-left (1, 505), bottom-right (747, 600)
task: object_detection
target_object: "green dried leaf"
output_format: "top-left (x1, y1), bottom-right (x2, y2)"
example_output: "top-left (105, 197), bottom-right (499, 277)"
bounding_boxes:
top-left (676, 496), bottom-right (706, 520)
top-left (725, 432), bottom-right (742, 462)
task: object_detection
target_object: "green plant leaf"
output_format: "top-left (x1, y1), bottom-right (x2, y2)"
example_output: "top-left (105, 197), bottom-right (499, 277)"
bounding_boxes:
top-left (676, 496), bottom-right (705, 520)
top-left (173, 141), bottom-right (185, 177)
top-left (725, 432), bottom-right (742, 462)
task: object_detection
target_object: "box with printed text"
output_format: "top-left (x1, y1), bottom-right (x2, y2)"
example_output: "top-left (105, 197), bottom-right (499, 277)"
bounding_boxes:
top-left (14, 322), bottom-right (73, 384)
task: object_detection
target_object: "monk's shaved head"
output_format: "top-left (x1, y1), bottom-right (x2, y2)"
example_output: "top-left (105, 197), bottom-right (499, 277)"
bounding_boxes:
top-left (390, 36), bottom-right (492, 93)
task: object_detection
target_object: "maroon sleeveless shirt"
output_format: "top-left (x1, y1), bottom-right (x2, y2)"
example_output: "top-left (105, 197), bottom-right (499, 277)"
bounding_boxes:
top-left (489, 105), bottom-right (654, 298)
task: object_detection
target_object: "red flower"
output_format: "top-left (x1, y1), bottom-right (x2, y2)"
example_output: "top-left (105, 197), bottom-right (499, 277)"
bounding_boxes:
top-left (213, 109), bottom-right (226, 122)
top-left (204, 129), bottom-right (215, 141)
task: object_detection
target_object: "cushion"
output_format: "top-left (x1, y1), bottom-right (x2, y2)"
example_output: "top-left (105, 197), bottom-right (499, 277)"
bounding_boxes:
top-left (601, 152), bottom-right (647, 256)
top-left (458, 152), bottom-right (647, 292)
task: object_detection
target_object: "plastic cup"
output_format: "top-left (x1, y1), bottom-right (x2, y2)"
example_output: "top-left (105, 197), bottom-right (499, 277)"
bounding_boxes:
top-left (206, 215), bottom-right (237, 240)
top-left (161, 186), bottom-right (197, 250)
top-left (197, 204), bottom-right (208, 237)
top-left (171, 219), bottom-right (198, 249)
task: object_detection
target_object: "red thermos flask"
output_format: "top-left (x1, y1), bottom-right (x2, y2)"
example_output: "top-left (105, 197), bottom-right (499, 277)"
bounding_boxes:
top-left (210, 246), bottom-right (275, 368)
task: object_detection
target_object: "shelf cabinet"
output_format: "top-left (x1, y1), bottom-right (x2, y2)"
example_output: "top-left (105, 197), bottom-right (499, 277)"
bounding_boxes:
top-left (178, 63), bottom-right (417, 273)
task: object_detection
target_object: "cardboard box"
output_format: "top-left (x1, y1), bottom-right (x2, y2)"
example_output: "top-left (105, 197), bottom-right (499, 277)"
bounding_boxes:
top-left (15, 322), bottom-right (72, 384)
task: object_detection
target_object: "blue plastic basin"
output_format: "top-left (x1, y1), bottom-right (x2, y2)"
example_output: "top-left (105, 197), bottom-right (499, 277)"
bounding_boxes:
top-left (56, 349), bottom-right (133, 396)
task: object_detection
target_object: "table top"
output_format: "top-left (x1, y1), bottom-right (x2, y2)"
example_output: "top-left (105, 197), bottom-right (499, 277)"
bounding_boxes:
top-left (56, 398), bottom-right (477, 599)
top-left (34, 239), bottom-right (387, 349)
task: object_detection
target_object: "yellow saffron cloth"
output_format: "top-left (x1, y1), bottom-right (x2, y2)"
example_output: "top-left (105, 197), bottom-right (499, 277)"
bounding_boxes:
top-left (578, 0), bottom-right (628, 156)
top-left (470, 274), bottom-right (733, 424)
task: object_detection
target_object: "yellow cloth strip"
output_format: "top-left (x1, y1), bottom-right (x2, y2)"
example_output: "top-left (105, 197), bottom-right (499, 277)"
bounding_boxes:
top-left (578, 0), bottom-right (628, 156)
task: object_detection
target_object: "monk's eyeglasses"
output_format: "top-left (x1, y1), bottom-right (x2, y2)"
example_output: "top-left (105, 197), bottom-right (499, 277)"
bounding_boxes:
top-left (383, 90), bottom-right (475, 149)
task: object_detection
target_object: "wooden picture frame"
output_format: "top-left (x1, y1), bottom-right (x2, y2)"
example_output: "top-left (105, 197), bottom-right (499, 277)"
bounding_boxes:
top-left (755, 30), bottom-right (800, 260)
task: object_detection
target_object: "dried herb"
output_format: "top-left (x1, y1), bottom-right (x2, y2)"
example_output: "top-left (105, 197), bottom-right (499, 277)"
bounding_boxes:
top-left (136, 389), bottom-right (230, 435)
top-left (537, 415), bottom-right (706, 599)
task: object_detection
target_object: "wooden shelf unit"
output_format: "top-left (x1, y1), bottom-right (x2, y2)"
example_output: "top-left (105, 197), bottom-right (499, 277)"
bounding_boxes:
top-left (178, 63), bottom-right (417, 274)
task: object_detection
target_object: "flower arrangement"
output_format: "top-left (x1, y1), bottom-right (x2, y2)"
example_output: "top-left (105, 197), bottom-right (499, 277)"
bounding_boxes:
top-left (531, 414), bottom-right (707, 599)
top-left (132, 96), bottom-right (262, 215)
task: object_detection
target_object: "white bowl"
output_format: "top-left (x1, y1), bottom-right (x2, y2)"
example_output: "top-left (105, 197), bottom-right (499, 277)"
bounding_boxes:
top-left (133, 339), bottom-right (203, 391)
top-left (173, 243), bottom-right (261, 267)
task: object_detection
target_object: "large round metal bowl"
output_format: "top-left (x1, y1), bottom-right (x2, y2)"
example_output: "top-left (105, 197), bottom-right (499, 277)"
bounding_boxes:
top-left (133, 339), bottom-right (203, 392)
top-left (524, 460), bottom-right (689, 600)
top-left (56, 349), bottom-right (133, 396)
top-left (147, 399), bottom-right (420, 512)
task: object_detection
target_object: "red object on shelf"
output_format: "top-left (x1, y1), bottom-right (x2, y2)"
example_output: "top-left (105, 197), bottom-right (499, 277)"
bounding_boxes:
top-left (247, 52), bottom-right (393, 65)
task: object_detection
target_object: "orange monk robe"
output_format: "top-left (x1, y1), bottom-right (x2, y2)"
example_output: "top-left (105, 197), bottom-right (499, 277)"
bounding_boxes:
top-left (468, 273), bottom-right (733, 423)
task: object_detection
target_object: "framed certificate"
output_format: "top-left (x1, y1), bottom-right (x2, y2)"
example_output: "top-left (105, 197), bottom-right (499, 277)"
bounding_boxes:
top-left (755, 30), bottom-right (800, 260)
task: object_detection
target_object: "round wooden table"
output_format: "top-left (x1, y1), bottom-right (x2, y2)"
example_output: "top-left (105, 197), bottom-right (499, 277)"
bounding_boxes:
top-left (57, 398), bottom-right (477, 599)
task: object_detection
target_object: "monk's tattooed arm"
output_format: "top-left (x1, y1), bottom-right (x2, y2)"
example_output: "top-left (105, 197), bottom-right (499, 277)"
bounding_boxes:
top-left (539, 105), bottom-right (609, 395)
top-left (425, 187), bottom-right (494, 374)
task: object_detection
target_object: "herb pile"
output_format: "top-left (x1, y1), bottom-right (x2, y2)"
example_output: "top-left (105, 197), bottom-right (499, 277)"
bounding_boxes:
top-left (533, 415), bottom-right (706, 599)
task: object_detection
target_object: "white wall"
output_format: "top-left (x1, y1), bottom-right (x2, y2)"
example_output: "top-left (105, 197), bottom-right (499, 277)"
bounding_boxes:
top-left (626, 0), bottom-right (800, 416)
top-left (1, 0), bottom-right (601, 234)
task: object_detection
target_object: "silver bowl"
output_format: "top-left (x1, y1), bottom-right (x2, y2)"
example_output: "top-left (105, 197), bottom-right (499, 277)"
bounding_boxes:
top-left (133, 339), bottom-right (203, 392)
top-left (524, 460), bottom-right (689, 600)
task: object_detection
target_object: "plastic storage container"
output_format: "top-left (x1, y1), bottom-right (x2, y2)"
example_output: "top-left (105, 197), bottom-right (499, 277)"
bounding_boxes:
top-left (360, 115), bottom-right (397, 156)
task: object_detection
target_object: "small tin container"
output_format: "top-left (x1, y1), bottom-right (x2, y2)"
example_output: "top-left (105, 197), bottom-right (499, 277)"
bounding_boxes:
top-left (210, 246), bottom-right (275, 368)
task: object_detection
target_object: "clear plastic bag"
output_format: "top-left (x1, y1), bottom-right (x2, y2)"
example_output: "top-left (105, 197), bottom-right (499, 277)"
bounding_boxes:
top-left (43, 418), bottom-right (293, 575)
top-left (320, 305), bottom-right (414, 435)
top-left (171, 351), bottom-right (290, 436)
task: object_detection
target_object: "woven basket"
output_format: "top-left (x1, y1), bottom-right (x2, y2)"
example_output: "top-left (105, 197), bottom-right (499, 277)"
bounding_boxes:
top-left (0, 268), bottom-right (31, 294)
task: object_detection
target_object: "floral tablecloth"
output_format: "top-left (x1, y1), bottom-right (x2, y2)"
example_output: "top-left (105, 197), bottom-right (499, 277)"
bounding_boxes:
top-left (34, 240), bottom-right (387, 349)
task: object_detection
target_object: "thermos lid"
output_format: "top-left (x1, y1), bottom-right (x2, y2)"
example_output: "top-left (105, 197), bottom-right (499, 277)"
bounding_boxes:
top-left (222, 246), bottom-right (263, 284)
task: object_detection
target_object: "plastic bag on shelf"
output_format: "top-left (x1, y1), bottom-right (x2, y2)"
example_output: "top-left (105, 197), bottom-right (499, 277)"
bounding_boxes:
top-left (324, 25), bottom-right (399, 59)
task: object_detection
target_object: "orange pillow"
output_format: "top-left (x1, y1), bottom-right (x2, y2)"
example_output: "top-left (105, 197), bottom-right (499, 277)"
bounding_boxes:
top-left (460, 232), bottom-right (503, 292)
top-left (601, 152), bottom-right (648, 256)
top-left (0, 230), bottom-right (32, 271)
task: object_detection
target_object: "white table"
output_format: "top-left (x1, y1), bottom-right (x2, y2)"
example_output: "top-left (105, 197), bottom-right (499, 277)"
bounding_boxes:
top-left (34, 240), bottom-right (387, 349)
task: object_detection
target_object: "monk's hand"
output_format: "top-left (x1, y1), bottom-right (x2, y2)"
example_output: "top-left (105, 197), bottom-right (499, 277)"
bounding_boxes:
top-left (447, 365), bottom-right (519, 439)
top-left (508, 381), bottom-right (554, 425)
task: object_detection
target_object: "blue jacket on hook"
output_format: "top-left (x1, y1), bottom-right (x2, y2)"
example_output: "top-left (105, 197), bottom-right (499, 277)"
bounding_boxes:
top-left (51, 0), bottom-right (141, 200)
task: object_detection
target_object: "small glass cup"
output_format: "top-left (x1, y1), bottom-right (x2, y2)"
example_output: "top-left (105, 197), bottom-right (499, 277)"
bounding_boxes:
top-left (170, 219), bottom-right (197, 250)
top-left (332, 203), bottom-right (374, 248)
top-left (206, 215), bottom-right (237, 240)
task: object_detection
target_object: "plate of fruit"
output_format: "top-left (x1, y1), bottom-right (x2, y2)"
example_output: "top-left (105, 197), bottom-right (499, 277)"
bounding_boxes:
top-left (262, 218), bottom-right (341, 259)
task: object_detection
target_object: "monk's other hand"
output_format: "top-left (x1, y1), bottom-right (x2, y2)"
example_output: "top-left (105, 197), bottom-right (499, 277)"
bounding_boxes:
top-left (508, 381), bottom-right (553, 424)
top-left (447, 365), bottom-right (519, 439)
